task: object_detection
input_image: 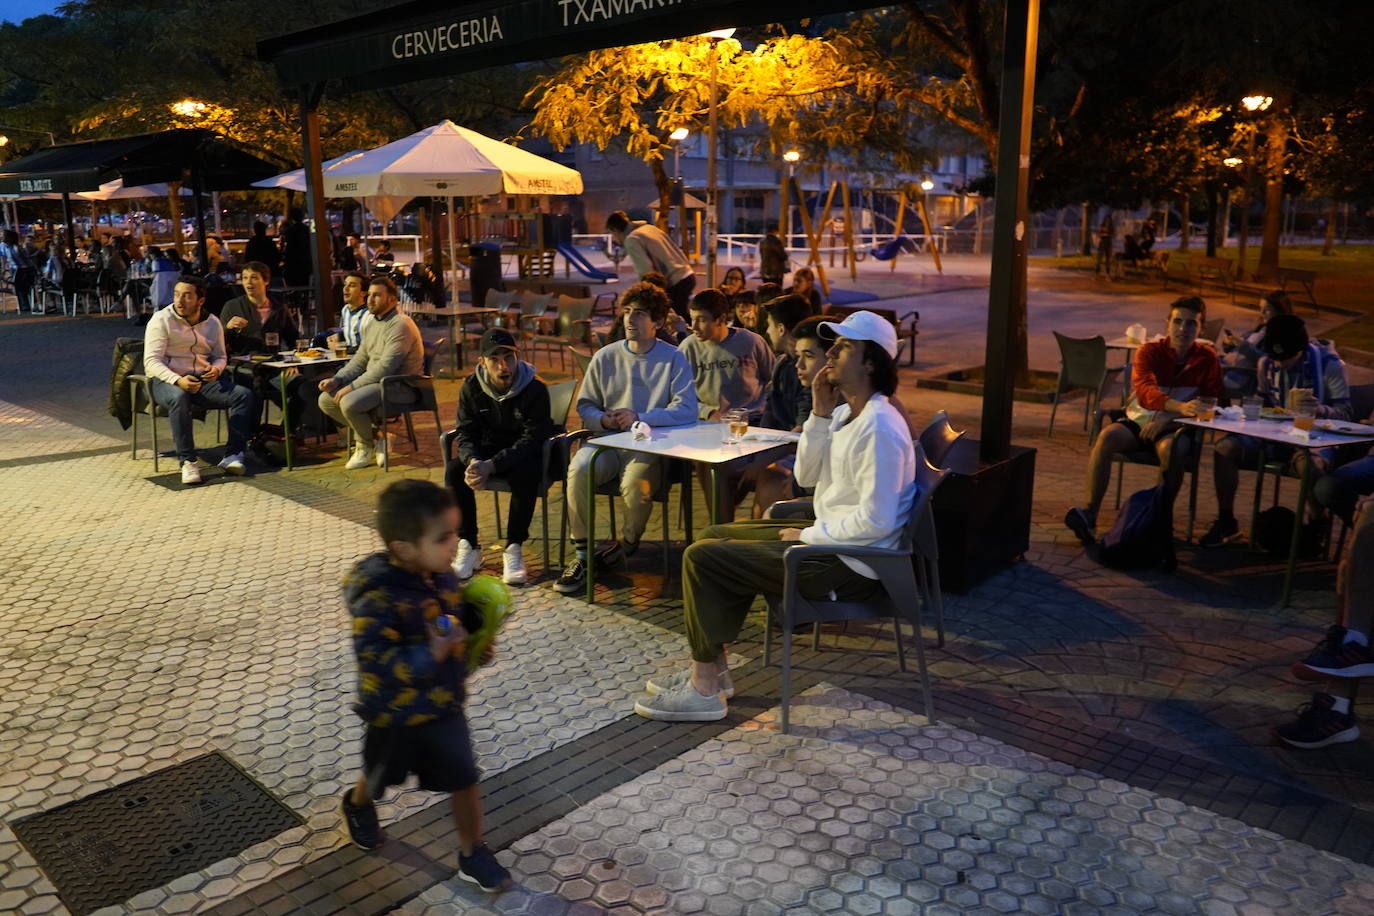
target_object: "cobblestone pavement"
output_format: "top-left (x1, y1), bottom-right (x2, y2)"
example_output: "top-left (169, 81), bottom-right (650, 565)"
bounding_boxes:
top-left (2, 262), bottom-right (1374, 915)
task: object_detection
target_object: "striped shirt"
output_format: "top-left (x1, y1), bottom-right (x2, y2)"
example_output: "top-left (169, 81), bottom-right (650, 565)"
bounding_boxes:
top-left (341, 304), bottom-right (371, 349)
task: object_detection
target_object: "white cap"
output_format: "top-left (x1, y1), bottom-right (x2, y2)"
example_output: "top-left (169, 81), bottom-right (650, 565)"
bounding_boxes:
top-left (818, 310), bottom-right (898, 359)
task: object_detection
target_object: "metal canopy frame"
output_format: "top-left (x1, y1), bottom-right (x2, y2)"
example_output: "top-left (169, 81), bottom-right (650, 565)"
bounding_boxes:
top-left (0, 128), bottom-right (280, 266)
top-left (258, 0), bottom-right (1037, 461)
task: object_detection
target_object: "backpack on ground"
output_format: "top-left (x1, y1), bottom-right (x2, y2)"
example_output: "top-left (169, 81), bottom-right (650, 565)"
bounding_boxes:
top-left (1097, 484), bottom-right (1177, 571)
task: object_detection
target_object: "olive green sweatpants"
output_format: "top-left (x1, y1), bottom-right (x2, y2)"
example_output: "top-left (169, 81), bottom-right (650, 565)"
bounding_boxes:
top-left (681, 520), bottom-right (884, 662)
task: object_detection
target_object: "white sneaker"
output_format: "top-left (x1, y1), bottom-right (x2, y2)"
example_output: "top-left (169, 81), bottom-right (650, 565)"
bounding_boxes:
top-left (218, 452), bottom-right (247, 475)
top-left (453, 539), bottom-right (482, 579)
top-left (502, 543), bottom-right (527, 586)
top-left (345, 446), bottom-right (376, 470)
top-left (375, 433), bottom-right (392, 467)
top-left (180, 460), bottom-right (203, 486)
top-left (646, 667), bottom-right (734, 699)
top-left (634, 678), bottom-right (728, 722)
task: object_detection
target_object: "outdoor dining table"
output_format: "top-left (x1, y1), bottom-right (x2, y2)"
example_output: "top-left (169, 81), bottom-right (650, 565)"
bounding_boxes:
top-left (232, 351), bottom-right (349, 470)
top-left (1177, 414), bottom-right (1374, 607)
top-left (404, 304), bottom-right (500, 375)
top-left (579, 421), bottom-right (801, 603)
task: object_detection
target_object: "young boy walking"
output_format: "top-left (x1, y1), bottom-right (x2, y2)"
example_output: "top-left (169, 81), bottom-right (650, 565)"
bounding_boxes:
top-left (340, 479), bottom-right (511, 892)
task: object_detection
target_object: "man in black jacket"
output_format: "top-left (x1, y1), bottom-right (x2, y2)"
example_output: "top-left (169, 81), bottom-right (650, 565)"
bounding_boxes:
top-left (447, 328), bottom-right (554, 586)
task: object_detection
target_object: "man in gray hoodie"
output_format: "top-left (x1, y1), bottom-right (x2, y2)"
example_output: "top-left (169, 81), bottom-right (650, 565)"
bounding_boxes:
top-left (553, 282), bottom-right (698, 595)
top-left (317, 276), bottom-right (424, 469)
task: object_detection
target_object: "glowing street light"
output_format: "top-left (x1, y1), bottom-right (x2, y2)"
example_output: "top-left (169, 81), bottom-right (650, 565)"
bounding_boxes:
top-left (170, 99), bottom-right (208, 118)
top-left (919, 179), bottom-right (935, 191)
top-left (670, 127), bottom-right (690, 142)
top-left (783, 149), bottom-right (801, 163)
top-left (0, 136), bottom-right (8, 147)
top-left (1241, 95), bottom-right (1273, 112)
top-left (1223, 156), bottom-right (1244, 168)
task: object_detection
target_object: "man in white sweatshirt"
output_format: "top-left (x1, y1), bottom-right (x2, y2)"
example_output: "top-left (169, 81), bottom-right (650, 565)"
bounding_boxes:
top-left (143, 275), bottom-right (257, 485)
top-left (635, 311), bottom-right (917, 721)
top-left (606, 210), bottom-right (696, 316)
top-left (552, 281), bottom-right (698, 596)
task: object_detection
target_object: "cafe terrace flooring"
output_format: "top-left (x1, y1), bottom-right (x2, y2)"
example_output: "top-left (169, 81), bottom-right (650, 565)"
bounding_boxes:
top-left (2, 262), bottom-right (1374, 915)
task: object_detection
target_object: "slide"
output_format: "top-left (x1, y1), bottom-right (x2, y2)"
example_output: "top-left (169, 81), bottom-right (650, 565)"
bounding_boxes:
top-left (871, 236), bottom-right (920, 261)
top-left (558, 243), bottom-right (619, 282)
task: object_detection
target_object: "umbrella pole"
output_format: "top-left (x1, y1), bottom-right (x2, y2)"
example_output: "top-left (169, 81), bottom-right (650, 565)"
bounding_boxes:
top-left (448, 195), bottom-right (458, 306)
top-left (61, 193), bottom-right (76, 260)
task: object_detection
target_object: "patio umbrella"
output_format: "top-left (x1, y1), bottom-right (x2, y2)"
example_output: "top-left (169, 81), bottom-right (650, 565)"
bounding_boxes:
top-left (252, 151), bottom-right (407, 236)
top-left (320, 121), bottom-right (583, 293)
top-left (76, 178), bottom-right (187, 200)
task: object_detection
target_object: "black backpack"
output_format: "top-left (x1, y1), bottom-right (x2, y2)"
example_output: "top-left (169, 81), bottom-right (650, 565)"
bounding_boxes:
top-left (1097, 484), bottom-right (1177, 571)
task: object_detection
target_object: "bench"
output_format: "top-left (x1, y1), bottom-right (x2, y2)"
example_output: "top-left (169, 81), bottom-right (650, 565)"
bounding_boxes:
top-left (1186, 255), bottom-right (1237, 301)
top-left (824, 303), bottom-right (920, 367)
top-left (1255, 266), bottom-right (1319, 313)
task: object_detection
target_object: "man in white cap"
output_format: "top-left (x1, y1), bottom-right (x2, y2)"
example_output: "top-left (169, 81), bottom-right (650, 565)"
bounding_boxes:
top-left (634, 310), bottom-right (917, 721)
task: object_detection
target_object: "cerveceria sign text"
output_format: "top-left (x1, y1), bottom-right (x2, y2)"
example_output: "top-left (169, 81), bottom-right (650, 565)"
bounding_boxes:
top-left (259, 0), bottom-right (856, 90)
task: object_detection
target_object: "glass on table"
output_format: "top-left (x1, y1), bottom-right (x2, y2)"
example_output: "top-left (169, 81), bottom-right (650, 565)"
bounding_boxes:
top-left (720, 408), bottom-right (748, 445)
top-left (1196, 397), bottom-right (1217, 422)
top-left (296, 338), bottom-right (311, 351)
top-left (264, 331), bottom-right (280, 349)
top-left (1242, 394), bottom-right (1262, 421)
top-left (1294, 395), bottom-right (1318, 432)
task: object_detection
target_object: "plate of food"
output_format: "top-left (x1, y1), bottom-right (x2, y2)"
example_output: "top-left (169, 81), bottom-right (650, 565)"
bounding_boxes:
top-left (294, 348), bottom-right (324, 359)
top-left (1260, 407), bottom-right (1293, 420)
top-left (1315, 420), bottom-right (1374, 437)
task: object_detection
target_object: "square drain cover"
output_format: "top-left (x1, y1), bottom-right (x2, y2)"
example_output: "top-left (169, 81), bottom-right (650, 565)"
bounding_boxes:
top-left (8, 751), bottom-right (303, 915)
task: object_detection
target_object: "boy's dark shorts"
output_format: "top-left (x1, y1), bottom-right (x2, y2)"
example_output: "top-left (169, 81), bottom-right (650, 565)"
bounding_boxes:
top-left (361, 715), bottom-right (478, 796)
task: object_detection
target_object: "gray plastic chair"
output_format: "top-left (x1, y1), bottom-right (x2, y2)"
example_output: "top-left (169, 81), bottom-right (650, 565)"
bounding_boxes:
top-left (1049, 333), bottom-right (1111, 437)
top-left (763, 447), bottom-right (945, 732)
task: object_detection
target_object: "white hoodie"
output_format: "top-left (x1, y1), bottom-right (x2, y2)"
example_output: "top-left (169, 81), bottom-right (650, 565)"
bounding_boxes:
top-left (143, 304), bottom-right (227, 386)
top-left (795, 393), bottom-right (917, 579)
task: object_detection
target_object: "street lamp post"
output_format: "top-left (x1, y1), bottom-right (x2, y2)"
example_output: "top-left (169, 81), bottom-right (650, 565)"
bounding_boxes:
top-left (670, 127), bottom-right (690, 249)
top-left (1235, 95), bottom-right (1271, 278)
top-left (702, 28), bottom-right (734, 289)
top-left (782, 149), bottom-right (801, 247)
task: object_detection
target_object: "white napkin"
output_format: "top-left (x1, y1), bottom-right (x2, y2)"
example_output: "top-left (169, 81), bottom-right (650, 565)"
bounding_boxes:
top-left (742, 431), bottom-right (799, 442)
top-left (1278, 424), bottom-right (1313, 439)
top-left (1217, 406), bottom-right (1242, 420)
top-left (631, 421), bottom-right (653, 440)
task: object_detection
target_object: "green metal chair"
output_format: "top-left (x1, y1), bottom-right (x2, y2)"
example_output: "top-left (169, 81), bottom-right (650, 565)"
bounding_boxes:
top-left (1049, 332), bottom-right (1112, 437)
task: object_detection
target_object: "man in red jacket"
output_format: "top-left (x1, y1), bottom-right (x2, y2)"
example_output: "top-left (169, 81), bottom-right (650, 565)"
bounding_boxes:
top-left (1065, 296), bottom-right (1223, 545)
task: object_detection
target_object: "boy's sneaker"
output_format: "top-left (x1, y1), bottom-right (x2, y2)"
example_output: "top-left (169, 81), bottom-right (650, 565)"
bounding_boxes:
top-left (1064, 507), bottom-right (1095, 546)
top-left (594, 538), bottom-right (638, 568)
top-left (180, 460), bottom-right (203, 486)
top-left (458, 843), bottom-right (512, 892)
top-left (646, 667), bottom-right (735, 699)
top-left (341, 789), bottom-right (382, 850)
top-left (218, 452), bottom-right (247, 475)
top-left (1292, 626), bottom-right (1374, 680)
top-left (375, 435), bottom-right (391, 468)
top-left (1272, 693), bottom-right (1359, 749)
top-left (502, 543), bottom-right (527, 586)
top-left (552, 557), bottom-right (587, 595)
top-left (1199, 516), bottom-right (1241, 548)
top-left (453, 539), bottom-right (482, 579)
top-left (345, 446), bottom-right (376, 470)
top-left (634, 678), bottom-right (728, 721)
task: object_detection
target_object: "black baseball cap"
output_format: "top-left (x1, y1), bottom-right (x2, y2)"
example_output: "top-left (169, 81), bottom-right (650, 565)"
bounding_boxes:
top-left (479, 327), bottom-right (518, 356)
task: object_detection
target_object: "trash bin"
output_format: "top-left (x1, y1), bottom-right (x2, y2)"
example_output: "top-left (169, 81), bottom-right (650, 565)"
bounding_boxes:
top-left (468, 243), bottom-right (503, 307)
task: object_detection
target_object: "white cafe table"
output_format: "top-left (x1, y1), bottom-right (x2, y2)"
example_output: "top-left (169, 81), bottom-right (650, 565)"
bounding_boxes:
top-left (579, 421), bottom-right (801, 603)
top-left (232, 352), bottom-right (349, 470)
top-left (1177, 415), bottom-right (1374, 607)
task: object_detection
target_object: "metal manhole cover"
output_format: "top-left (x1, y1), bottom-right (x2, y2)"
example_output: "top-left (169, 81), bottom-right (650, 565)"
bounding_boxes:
top-left (8, 751), bottom-right (303, 915)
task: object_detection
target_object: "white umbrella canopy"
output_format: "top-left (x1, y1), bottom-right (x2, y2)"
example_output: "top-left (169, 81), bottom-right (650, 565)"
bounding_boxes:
top-left (250, 150), bottom-right (366, 191)
top-left (77, 178), bottom-right (190, 200)
top-left (322, 121), bottom-right (583, 198)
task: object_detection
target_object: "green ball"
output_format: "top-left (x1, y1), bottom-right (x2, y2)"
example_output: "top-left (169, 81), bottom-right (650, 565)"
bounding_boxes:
top-left (463, 574), bottom-right (511, 615)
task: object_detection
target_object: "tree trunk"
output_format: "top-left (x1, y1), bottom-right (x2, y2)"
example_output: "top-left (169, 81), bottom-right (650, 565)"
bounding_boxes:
top-left (650, 155), bottom-right (672, 232)
top-left (1322, 199), bottom-right (1336, 255)
top-left (168, 182), bottom-right (185, 254)
top-left (1080, 202), bottom-right (1092, 255)
top-left (1257, 118), bottom-right (1288, 275)
top-left (1341, 201), bottom-right (1350, 244)
top-left (1052, 206), bottom-right (1064, 257)
top-left (1218, 192), bottom-right (1231, 249)
top-left (1205, 183), bottom-right (1218, 257)
top-left (1179, 197), bottom-right (1190, 251)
